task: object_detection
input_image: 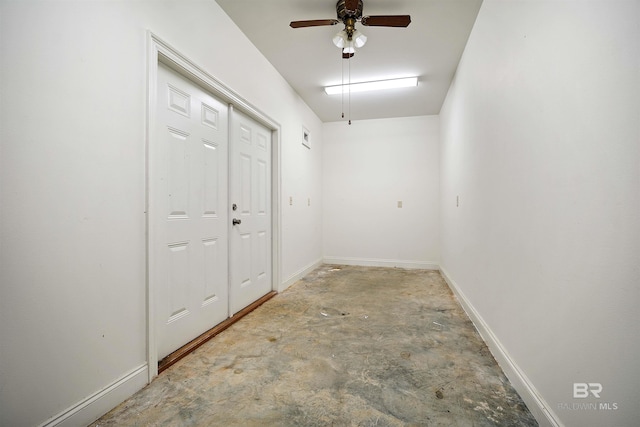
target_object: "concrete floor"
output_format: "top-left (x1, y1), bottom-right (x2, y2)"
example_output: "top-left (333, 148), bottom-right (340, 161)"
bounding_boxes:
top-left (93, 265), bottom-right (537, 426)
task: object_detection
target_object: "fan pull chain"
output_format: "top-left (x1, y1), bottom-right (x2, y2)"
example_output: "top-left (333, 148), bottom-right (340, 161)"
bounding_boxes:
top-left (348, 54), bottom-right (351, 125)
top-left (341, 55), bottom-right (344, 119)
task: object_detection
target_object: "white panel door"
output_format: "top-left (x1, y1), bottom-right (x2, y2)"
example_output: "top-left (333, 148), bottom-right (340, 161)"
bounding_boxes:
top-left (229, 108), bottom-right (272, 314)
top-left (154, 64), bottom-right (229, 359)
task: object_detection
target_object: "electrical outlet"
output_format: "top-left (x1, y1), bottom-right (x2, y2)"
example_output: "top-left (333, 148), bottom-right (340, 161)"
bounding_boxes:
top-left (289, 196), bottom-right (293, 206)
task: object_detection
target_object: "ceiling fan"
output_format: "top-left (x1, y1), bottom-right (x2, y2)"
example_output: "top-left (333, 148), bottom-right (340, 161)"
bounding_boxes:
top-left (290, 0), bottom-right (411, 59)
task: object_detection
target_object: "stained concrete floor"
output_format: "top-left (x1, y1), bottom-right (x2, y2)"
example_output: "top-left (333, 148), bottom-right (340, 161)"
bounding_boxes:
top-left (93, 265), bottom-right (538, 426)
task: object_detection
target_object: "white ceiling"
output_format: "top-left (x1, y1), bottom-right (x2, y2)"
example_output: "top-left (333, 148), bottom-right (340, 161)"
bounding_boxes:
top-left (215, 0), bottom-right (482, 123)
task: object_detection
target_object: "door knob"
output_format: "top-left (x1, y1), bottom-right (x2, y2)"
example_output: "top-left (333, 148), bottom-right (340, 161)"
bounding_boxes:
top-left (232, 218), bottom-right (241, 226)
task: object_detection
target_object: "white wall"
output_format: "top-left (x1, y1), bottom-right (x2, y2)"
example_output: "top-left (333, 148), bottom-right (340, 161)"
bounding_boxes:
top-left (0, 1), bottom-right (323, 426)
top-left (323, 116), bottom-right (439, 269)
top-left (440, 1), bottom-right (639, 426)
top-left (281, 121), bottom-right (324, 287)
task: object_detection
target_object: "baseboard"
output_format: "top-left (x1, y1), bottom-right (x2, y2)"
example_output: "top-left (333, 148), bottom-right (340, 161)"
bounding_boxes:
top-left (280, 258), bottom-right (324, 292)
top-left (39, 364), bottom-right (148, 427)
top-left (439, 267), bottom-right (562, 427)
top-left (324, 256), bottom-right (439, 271)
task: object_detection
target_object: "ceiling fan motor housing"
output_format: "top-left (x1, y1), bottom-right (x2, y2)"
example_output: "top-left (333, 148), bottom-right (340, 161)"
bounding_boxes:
top-left (336, 0), bottom-right (363, 21)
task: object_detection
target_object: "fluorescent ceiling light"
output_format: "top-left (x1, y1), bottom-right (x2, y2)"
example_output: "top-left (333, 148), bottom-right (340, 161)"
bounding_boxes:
top-left (324, 77), bottom-right (418, 95)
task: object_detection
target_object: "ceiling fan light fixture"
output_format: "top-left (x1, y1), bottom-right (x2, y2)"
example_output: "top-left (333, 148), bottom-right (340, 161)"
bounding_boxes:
top-left (332, 30), bottom-right (348, 48)
top-left (343, 41), bottom-right (355, 54)
top-left (352, 30), bottom-right (367, 48)
top-left (324, 77), bottom-right (419, 95)
top-left (333, 29), bottom-right (366, 51)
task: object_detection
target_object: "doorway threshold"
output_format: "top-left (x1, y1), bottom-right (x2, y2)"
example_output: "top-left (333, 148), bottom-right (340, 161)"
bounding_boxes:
top-left (158, 291), bottom-right (277, 374)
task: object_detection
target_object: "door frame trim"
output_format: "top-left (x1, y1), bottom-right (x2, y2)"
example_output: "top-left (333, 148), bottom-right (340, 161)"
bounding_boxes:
top-left (145, 31), bottom-right (282, 381)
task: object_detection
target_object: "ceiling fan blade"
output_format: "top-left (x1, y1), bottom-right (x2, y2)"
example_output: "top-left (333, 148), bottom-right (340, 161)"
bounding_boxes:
top-left (361, 15), bottom-right (411, 27)
top-left (342, 51), bottom-right (355, 59)
top-left (290, 19), bottom-right (339, 28)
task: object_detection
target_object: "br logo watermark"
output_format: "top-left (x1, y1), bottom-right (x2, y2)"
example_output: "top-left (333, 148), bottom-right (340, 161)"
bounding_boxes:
top-left (573, 383), bottom-right (602, 398)
top-left (558, 383), bottom-right (619, 411)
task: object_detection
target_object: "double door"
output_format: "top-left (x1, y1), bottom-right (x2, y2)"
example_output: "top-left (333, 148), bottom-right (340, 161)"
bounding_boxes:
top-left (153, 63), bottom-right (272, 359)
